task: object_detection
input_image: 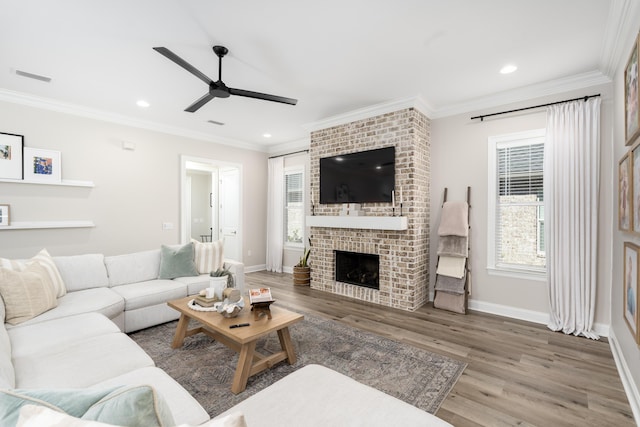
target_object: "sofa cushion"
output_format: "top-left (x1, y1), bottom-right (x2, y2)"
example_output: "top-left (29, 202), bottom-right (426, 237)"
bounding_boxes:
top-left (6, 288), bottom-right (124, 329)
top-left (93, 367), bottom-right (210, 427)
top-left (0, 262), bottom-right (58, 325)
top-left (54, 254), bottom-right (109, 292)
top-left (13, 333), bottom-right (155, 388)
top-left (0, 249), bottom-right (66, 298)
top-left (104, 250), bottom-right (161, 287)
top-left (110, 280), bottom-right (186, 311)
top-left (158, 243), bottom-right (198, 280)
top-left (8, 313), bottom-right (120, 359)
top-left (2, 385), bottom-right (175, 427)
top-left (191, 238), bottom-right (224, 274)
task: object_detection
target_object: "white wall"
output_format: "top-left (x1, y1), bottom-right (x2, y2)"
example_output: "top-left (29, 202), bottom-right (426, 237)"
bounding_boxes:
top-left (0, 100), bottom-right (268, 268)
top-left (430, 82), bottom-right (613, 330)
top-left (611, 12), bottom-right (640, 418)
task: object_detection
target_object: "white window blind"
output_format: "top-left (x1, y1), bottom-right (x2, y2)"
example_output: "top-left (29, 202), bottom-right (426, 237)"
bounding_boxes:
top-left (487, 129), bottom-right (546, 278)
top-left (284, 170), bottom-right (304, 245)
top-left (495, 140), bottom-right (546, 271)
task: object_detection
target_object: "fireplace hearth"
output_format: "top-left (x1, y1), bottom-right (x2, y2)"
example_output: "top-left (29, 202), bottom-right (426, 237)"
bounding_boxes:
top-left (335, 250), bottom-right (380, 290)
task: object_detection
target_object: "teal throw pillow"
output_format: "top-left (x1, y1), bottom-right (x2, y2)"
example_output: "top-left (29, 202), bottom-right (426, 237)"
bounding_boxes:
top-left (0, 385), bottom-right (175, 427)
top-left (158, 243), bottom-right (199, 279)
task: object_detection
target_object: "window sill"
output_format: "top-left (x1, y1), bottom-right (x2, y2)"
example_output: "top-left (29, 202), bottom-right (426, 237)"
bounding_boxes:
top-left (486, 267), bottom-right (546, 282)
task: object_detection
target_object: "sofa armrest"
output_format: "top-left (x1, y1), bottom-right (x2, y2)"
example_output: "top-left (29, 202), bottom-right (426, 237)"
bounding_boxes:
top-left (223, 259), bottom-right (245, 294)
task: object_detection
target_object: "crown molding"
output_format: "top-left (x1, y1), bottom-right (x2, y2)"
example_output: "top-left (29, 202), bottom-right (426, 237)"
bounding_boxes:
top-left (0, 88), bottom-right (267, 152)
top-left (430, 70), bottom-right (612, 119)
top-left (600, 0), bottom-right (639, 78)
top-left (303, 95), bottom-right (435, 133)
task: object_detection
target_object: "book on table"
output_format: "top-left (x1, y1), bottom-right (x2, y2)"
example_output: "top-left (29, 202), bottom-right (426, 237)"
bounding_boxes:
top-left (249, 288), bottom-right (273, 304)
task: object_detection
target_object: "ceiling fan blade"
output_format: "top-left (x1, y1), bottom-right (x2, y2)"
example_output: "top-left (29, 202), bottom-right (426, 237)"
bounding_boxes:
top-left (153, 47), bottom-right (213, 86)
top-left (228, 87), bottom-right (297, 105)
top-left (185, 92), bottom-right (216, 113)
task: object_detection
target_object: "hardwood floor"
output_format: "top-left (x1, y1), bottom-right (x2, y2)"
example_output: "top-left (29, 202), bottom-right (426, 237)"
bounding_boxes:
top-left (246, 271), bottom-right (635, 427)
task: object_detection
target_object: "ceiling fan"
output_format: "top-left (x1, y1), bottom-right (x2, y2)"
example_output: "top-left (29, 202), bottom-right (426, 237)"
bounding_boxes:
top-left (153, 45), bottom-right (298, 112)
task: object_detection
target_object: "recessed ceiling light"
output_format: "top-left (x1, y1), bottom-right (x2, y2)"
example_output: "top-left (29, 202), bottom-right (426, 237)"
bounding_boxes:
top-left (500, 64), bottom-right (518, 74)
top-left (263, 133), bottom-right (272, 138)
top-left (136, 100), bottom-right (150, 108)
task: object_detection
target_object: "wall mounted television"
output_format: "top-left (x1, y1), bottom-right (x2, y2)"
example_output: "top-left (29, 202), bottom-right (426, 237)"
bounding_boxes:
top-left (319, 146), bottom-right (395, 204)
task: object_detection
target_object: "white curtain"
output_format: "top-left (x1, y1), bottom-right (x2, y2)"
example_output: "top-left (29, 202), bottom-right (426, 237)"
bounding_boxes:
top-left (545, 97), bottom-right (601, 339)
top-left (266, 157), bottom-right (284, 272)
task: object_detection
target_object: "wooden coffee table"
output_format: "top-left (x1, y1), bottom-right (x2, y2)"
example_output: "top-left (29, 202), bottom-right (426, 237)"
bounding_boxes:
top-left (167, 296), bottom-right (303, 394)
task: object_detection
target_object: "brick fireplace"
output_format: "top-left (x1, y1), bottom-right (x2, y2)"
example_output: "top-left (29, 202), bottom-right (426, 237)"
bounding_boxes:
top-left (308, 107), bottom-right (430, 311)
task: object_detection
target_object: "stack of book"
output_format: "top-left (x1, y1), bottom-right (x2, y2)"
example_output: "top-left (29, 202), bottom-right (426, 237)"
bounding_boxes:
top-left (194, 295), bottom-right (218, 307)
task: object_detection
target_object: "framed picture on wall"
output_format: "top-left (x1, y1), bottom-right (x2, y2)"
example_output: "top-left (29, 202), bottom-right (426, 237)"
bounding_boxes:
top-left (624, 242), bottom-right (640, 344)
top-left (23, 147), bottom-right (61, 183)
top-left (633, 142), bottom-right (640, 233)
top-left (0, 132), bottom-right (24, 180)
top-left (0, 204), bottom-right (9, 227)
top-left (619, 152), bottom-right (632, 232)
top-left (625, 33), bottom-right (640, 145)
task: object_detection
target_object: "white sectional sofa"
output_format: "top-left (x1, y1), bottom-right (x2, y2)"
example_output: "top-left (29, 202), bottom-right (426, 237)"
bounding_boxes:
top-left (0, 245), bottom-right (452, 427)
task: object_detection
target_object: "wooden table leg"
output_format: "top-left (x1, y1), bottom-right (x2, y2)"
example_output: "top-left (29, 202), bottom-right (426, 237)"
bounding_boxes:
top-left (232, 340), bottom-right (257, 394)
top-left (277, 327), bottom-right (297, 365)
top-left (171, 314), bottom-right (190, 349)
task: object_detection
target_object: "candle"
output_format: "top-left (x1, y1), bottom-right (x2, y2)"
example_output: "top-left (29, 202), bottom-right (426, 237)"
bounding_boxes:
top-left (400, 186), bottom-right (403, 204)
top-left (392, 190), bottom-right (395, 207)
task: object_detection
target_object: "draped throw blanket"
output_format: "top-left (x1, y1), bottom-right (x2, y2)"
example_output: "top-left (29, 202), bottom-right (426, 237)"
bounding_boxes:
top-left (437, 235), bottom-right (468, 258)
top-left (545, 98), bottom-right (600, 339)
top-left (438, 201), bottom-right (469, 237)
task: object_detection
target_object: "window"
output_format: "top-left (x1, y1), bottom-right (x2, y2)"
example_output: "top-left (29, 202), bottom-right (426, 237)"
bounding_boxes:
top-left (487, 129), bottom-right (546, 276)
top-left (284, 168), bottom-right (304, 245)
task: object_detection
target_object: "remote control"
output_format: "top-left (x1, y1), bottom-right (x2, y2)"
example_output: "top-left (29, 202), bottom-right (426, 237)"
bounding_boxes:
top-left (229, 323), bottom-right (250, 328)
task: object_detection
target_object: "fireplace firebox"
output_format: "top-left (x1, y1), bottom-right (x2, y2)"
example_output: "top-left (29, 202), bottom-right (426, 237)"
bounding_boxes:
top-left (334, 250), bottom-right (380, 290)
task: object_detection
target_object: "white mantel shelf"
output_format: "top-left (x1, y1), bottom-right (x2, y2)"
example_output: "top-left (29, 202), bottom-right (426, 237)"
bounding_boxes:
top-left (0, 221), bottom-right (95, 230)
top-left (306, 215), bottom-right (407, 231)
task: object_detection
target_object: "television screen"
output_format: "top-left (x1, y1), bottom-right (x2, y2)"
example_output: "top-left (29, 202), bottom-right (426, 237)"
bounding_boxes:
top-left (320, 147), bottom-right (395, 204)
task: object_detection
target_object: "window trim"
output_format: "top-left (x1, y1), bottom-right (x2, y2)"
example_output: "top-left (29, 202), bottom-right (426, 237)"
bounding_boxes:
top-left (284, 166), bottom-right (304, 248)
top-left (487, 128), bottom-right (546, 278)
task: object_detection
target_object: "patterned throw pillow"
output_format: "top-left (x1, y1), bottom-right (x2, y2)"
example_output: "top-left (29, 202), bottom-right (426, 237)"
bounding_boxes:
top-left (191, 239), bottom-right (224, 274)
top-left (0, 249), bottom-right (66, 298)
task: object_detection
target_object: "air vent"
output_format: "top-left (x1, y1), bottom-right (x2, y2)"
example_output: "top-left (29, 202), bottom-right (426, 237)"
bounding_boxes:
top-left (15, 69), bottom-right (52, 83)
top-left (207, 120), bottom-right (225, 126)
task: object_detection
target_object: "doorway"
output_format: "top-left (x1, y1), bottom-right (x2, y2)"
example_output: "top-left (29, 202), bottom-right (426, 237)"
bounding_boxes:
top-left (181, 155), bottom-right (242, 262)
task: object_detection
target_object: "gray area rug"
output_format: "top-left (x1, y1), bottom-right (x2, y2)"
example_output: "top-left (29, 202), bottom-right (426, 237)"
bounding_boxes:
top-left (129, 309), bottom-right (466, 417)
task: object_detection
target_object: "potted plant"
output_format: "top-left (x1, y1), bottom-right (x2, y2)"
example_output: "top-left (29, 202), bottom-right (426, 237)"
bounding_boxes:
top-left (293, 246), bottom-right (311, 286)
top-left (209, 264), bottom-right (235, 299)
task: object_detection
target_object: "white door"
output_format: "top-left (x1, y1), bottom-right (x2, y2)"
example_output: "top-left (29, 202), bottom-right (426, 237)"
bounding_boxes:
top-left (219, 167), bottom-right (241, 261)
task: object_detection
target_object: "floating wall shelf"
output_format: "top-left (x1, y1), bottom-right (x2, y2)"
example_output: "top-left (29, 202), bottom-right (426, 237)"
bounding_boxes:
top-left (0, 221), bottom-right (96, 230)
top-left (306, 215), bottom-right (407, 231)
top-left (0, 179), bottom-right (95, 187)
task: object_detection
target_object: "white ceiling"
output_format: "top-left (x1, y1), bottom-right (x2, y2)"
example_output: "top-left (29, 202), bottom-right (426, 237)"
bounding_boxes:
top-left (0, 0), bottom-right (624, 151)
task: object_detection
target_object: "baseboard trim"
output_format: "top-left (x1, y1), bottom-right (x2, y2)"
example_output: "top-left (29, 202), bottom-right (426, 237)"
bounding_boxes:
top-left (608, 328), bottom-right (640, 425)
top-left (245, 264), bottom-right (266, 273)
top-left (468, 299), bottom-right (609, 337)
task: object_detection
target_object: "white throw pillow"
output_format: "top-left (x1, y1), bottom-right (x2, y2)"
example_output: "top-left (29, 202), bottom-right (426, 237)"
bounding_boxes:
top-left (0, 249), bottom-right (66, 298)
top-left (0, 262), bottom-right (58, 325)
top-left (191, 238), bottom-right (224, 274)
top-left (18, 405), bottom-right (248, 427)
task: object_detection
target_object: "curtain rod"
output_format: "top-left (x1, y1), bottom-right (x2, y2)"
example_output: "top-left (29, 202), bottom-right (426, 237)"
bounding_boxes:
top-left (268, 149), bottom-right (309, 159)
top-left (470, 94), bottom-right (601, 122)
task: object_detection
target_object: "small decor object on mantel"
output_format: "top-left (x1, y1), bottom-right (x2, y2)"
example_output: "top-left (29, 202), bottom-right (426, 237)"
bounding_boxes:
top-left (23, 147), bottom-right (61, 183)
top-left (0, 132), bottom-right (24, 180)
top-left (0, 204), bottom-right (9, 226)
